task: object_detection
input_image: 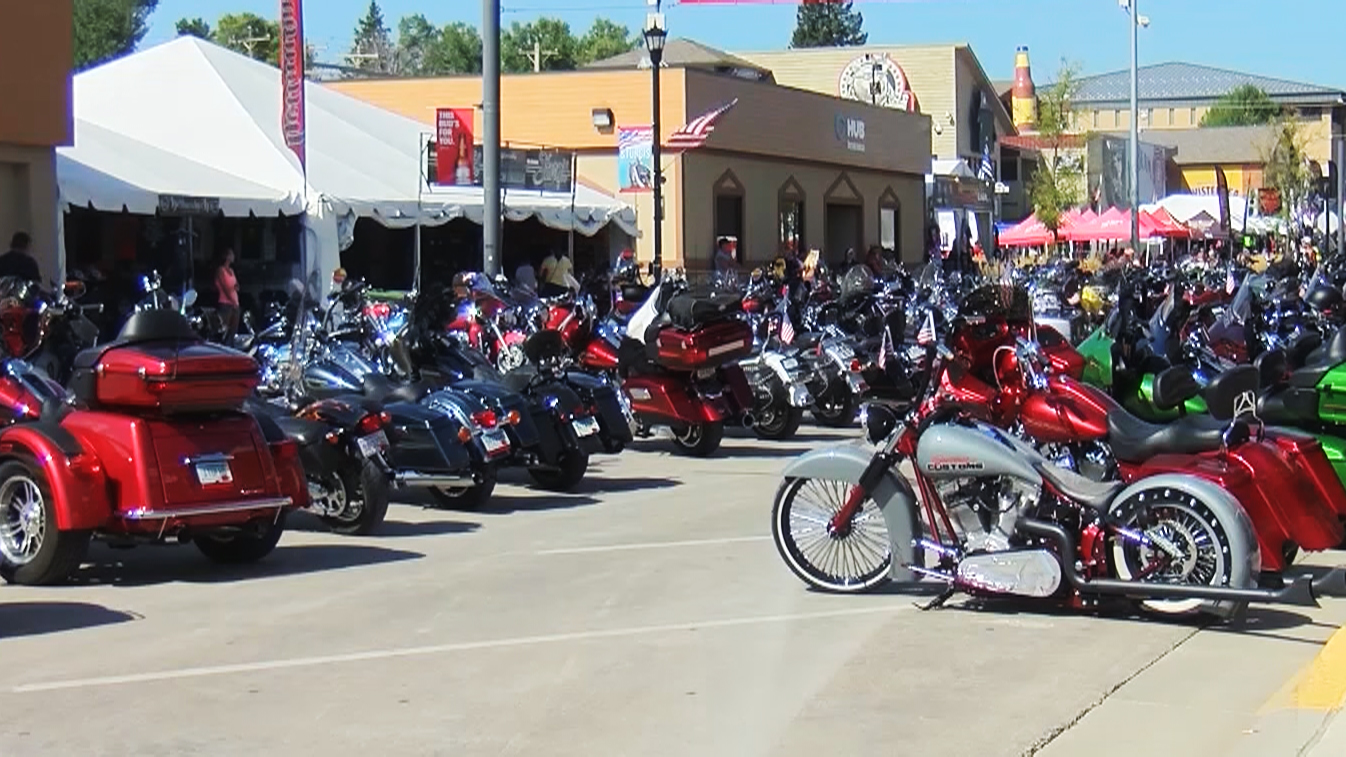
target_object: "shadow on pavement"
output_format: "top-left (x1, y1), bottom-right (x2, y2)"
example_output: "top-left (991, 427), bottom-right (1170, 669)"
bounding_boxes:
top-left (287, 510), bottom-right (481, 538)
top-left (0, 602), bottom-right (139, 639)
top-left (483, 492), bottom-right (601, 513)
top-left (70, 543), bottom-right (424, 587)
top-left (570, 476), bottom-right (680, 495)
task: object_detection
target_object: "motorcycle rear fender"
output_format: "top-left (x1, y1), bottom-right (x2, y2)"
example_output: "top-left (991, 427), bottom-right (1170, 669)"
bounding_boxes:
top-left (1109, 472), bottom-right (1262, 581)
top-left (623, 375), bottom-right (726, 424)
top-left (0, 423), bottom-right (108, 531)
top-left (780, 443), bottom-right (919, 582)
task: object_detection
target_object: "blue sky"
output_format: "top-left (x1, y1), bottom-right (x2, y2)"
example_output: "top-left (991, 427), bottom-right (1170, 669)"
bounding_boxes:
top-left (145, 0), bottom-right (1343, 87)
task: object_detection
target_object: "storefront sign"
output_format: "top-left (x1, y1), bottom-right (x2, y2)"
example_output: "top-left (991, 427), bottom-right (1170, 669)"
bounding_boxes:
top-left (157, 194), bottom-right (221, 215)
top-left (835, 115), bottom-right (865, 153)
top-left (279, 0), bottom-right (306, 169)
top-left (434, 108), bottom-right (476, 186)
top-left (617, 126), bottom-right (654, 192)
top-left (469, 146), bottom-right (575, 193)
top-left (837, 53), bottom-right (919, 113)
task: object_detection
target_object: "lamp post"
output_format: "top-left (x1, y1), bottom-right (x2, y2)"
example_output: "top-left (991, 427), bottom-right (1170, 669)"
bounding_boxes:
top-left (643, 15), bottom-right (667, 274)
top-left (1121, 0), bottom-right (1149, 255)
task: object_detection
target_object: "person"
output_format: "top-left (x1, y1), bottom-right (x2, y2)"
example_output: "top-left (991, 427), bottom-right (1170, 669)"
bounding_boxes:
top-left (0, 232), bottom-right (40, 282)
top-left (514, 259), bottom-right (537, 293)
top-left (214, 248), bottom-right (240, 340)
top-left (539, 250), bottom-right (575, 296)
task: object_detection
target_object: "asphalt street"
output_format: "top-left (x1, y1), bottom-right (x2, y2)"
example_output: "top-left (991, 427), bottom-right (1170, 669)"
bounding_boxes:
top-left (2, 427), bottom-right (1345, 757)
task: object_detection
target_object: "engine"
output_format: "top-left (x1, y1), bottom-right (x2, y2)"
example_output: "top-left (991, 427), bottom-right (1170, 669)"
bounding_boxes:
top-left (934, 475), bottom-right (1063, 599)
top-left (932, 475), bottom-right (1041, 554)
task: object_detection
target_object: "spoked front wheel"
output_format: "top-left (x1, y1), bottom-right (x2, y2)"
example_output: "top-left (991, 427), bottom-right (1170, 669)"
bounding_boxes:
top-left (771, 477), bottom-right (891, 593)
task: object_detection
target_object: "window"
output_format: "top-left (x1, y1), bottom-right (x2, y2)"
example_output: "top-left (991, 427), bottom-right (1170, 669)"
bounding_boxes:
top-left (777, 177), bottom-right (806, 253)
top-left (877, 187), bottom-right (901, 254)
top-left (1001, 158), bottom-right (1019, 182)
top-left (1189, 107), bottom-right (1197, 124)
top-left (1167, 107), bottom-right (1175, 125)
top-left (1114, 109), bottom-right (1122, 127)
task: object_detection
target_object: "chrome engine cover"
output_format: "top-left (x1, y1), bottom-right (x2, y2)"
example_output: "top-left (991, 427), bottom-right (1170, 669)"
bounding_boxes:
top-left (955, 550), bottom-right (1062, 598)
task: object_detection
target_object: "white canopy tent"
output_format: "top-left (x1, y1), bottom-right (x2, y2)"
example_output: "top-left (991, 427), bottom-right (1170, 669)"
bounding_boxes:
top-left (57, 37), bottom-right (637, 288)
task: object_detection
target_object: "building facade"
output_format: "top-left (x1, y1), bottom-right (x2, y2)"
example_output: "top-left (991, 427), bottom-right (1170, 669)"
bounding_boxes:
top-left (329, 52), bottom-right (931, 269)
top-left (0, 0), bottom-right (73, 278)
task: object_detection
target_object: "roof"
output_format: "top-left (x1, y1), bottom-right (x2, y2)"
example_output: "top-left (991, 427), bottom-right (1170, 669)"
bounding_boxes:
top-left (1100, 125), bottom-right (1278, 165)
top-left (1073, 62), bottom-right (1346, 106)
top-left (584, 38), bottom-right (772, 80)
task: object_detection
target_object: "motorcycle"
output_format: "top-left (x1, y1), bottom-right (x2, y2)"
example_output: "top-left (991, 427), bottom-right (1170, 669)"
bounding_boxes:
top-left (770, 347), bottom-right (1330, 620)
top-left (0, 276), bottom-right (102, 383)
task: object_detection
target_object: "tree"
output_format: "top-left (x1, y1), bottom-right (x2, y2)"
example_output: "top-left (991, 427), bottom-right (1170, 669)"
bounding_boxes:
top-left (501, 18), bottom-right (579, 73)
top-left (395, 13), bottom-right (439, 75)
top-left (790, 0), bottom-right (866, 48)
top-left (578, 18), bottom-right (637, 65)
top-left (347, 0), bottom-right (397, 75)
top-left (1027, 63), bottom-right (1086, 232)
top-left (436, 22), bottom-right (483, 74)
top-left (214, 12), bottom-right (279, 63)
top-left (73, 0), bottom-right (159, 71)
top-left (1201, 84), bottom-right (1282, 128)
top-left (175, 17), bottom-right (211, 39)
top-left (1262, 116), bottom-right (1313, 221)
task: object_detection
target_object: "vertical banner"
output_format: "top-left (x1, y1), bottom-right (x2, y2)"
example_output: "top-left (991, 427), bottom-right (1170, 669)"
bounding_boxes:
top-left (279, 0), bottom-right (306, 169)
top-left (1215, 166), bottom-right (1232, 239)
top-left (434, 108), bottom-right (476, 185)
top-left (617, 126), bottom-right (654, 192)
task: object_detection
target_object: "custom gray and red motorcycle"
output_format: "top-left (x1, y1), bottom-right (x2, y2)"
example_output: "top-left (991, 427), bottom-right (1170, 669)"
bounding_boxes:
top-left (771, 343), bottom-right (1343, 621)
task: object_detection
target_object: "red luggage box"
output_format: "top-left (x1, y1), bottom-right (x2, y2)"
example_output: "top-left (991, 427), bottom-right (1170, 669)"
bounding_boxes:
top-left (80, 342), bottom-right (260, 413)
top-left (655, 320), bottom-right (753, 372)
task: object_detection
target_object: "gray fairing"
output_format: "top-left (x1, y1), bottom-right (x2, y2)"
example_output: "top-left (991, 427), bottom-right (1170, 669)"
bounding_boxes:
top-left (780, 442), bottom-right (920, 582)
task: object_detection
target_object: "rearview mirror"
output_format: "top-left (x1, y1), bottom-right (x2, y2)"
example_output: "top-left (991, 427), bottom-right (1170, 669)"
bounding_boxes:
top-left (182, 288), bottom-right (198, 308)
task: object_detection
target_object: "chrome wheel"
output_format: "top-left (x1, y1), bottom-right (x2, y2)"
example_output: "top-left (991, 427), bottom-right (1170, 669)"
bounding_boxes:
top-left (0, 476), bottom-right (46, 566)
top-left (1110, 491), bottom-right (1233, 616)
top-left (772, 477), bottom-right (891, 592)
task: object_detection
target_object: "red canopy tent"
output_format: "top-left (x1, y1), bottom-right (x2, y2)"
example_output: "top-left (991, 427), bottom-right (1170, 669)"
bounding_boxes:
top-left (1064, 207), bottom-right (1166, 243)
top-left (998, 214), bottom-right (1055, 247)
top-left (1142, 207), bottom-right (1192, 238)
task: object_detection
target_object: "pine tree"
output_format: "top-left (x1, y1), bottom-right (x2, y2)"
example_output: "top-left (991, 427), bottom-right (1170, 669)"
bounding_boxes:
top-left (348, 0), bottom-right (396, 74)
top-left (790, 0), bottom-right (867, 48)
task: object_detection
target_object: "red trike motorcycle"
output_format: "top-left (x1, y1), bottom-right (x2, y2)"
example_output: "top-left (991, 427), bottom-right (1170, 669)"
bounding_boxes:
top-left (0, 310), bottom-right (308, 585)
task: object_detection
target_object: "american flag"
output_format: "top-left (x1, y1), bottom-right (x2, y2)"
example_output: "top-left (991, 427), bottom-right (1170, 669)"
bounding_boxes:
top-left (916, 311), bottom-right (937, 346)
top-left (617, 126), bottom-right (652, 149)
top-left (666, 99), bottom-right (739, 152)
top-left (778, 306), bottom-right (795, 345)
top-left (877, 325), bottom-right (891, 370)
top-left (1225, 268), bottom-right (1236, 295)
top-left (978, 146), bottom-right (995, 184)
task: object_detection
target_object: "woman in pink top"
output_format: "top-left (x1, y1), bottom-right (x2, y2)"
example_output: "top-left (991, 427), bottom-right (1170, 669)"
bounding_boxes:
top-left (215, 248), bottom-right (240, 340)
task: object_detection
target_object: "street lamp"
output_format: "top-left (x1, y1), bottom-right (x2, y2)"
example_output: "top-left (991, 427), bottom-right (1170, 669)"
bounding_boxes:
top-left (643, 14), bottom-right (667, 274)
top-left (1121, 0), bottom-right (1149, 255)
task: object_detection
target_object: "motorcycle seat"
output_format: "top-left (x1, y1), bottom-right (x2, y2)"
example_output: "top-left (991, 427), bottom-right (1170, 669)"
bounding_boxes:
top-left (620, 283), bottom-right (651, 304)
top-left (1257, 388), bottom-right (1321, 427)
top-left (362, 374), bottom-right (433, 405)
top-left (1286, 332), bottom-right (1323, 371)
top-left (1302, 327), bottom-right (1346, 371)
top-left (272, 415), bottom-right (328, 448)
top-left (1031, 460), bottom-right (1122, 510)
top-left (1105, 410), bottom-right (1246, 464)
top-left (1289, 361), bottom-right (1335, 389)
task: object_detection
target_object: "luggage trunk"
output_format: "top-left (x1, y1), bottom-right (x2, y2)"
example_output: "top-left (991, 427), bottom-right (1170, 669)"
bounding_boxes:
top-left (654, 320), bottom-right (753, 372)
top-left (72, 341), bottom-right (259, 413)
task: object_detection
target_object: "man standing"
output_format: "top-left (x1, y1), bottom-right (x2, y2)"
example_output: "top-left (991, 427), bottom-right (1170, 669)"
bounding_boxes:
top-left (0, 232), bottom-right (40, 282)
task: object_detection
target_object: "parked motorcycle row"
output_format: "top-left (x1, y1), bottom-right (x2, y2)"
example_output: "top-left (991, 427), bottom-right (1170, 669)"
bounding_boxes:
top-left (0, 258), bottom-right (915, 585)
top-left (772, 256), bottom-right (1346, 624)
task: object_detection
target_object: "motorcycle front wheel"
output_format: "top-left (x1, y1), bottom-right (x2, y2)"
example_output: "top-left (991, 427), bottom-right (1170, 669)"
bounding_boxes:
top-left (812, 392), bottom-right (859, 428)
top-left (754, 402), bottom-right (804, 441)
top-left (772, 476), bottom-right (891, 593)
top-left (669, 421), bottom-right (724, 457)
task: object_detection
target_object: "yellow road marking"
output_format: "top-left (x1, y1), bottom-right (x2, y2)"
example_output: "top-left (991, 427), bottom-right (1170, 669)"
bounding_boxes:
top-left (1262, 624), bottom-right (1346, 713)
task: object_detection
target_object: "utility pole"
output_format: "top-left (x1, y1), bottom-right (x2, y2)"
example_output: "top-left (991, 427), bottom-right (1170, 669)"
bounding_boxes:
top-left (236, 35), bottom-right (270, 58)
top-left (482, 0), bottom-right (502, 276)
top-left (526, 39), bottom-right (556, 72)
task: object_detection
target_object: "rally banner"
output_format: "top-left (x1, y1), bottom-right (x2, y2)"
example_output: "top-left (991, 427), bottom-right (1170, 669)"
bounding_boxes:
top-left (617, 126), bottom-right (654, 192)
top-left (435, 108), bottom-right (476, 186)
top-left (279, 0), bottom-right (306, 169)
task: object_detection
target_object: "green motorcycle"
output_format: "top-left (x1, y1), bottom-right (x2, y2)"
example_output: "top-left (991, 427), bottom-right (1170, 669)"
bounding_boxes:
top-left (1258, 329), bottom-right (1346, 484)
top-left (1076, 322), bottom-right (1208, 421)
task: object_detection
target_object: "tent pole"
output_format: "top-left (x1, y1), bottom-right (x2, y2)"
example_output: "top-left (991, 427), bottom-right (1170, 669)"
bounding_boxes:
top-left (568, 151), bottom-right (577, 264)
top-left (415, 135), bottom-right (424, 292)
top-left (482, 0), bottom-right (502, 276)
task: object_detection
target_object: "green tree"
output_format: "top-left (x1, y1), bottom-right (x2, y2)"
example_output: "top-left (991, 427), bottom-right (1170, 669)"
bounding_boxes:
top-left (73, 0), bottom-right (160, 71)
top-left (1262, 116), bottom-right (1312, 221)
top-left (501, 18), bottom-right (579, 73)
top-left (347, 0), bottom-right (396, 74)
top-left (436, 22), bottom-right (483, 74)
top-left (175, 17), bottom-right (211, 39)
top-left (1200, 84), bottom-right (1282, 127)
top-left (578, 18), bottom-right (637, 65)
top-left (395, 13), bottom-right (439, 75)
top-left (790, 0), bottom-right (866, 48)
top-left (213, 12), bottom-right (279, 63)
top-left (1027, 63), bottom-right (1086, 232)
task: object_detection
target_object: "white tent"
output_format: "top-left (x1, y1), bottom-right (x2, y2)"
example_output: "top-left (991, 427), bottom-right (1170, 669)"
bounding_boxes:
top-left (58, 37), bottom-right (637, 286)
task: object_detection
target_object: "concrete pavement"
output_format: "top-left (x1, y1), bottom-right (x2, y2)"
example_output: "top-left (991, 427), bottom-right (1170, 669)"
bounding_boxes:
top-left (0, 427), bottom-right (1344, 756)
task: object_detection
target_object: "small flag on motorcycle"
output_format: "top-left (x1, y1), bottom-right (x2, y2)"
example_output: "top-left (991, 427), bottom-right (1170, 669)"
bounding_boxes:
top-left (877, 325), bottom-right (890, 370)
top-left (778, 305), bottom-right (795, 345)
top-left (1225, 268), bottom-right (1236, 295)
top-left (916, 311), bottom-right (937, 346)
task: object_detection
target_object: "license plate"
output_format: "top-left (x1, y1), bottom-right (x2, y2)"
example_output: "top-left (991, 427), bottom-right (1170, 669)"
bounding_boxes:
top-left (482, 429), bottom-right (510, 455)
top-left (780, 357), bottom-right (799, 370)
top-left (357, 430), bottom-right (389, 458)
top-left (572, 416), bottom-right (600, 437)
top-left (195, 461), bottom-right (234, 486)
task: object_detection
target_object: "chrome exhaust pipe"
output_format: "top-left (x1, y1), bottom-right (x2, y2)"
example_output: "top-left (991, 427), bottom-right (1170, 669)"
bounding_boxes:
top-left (395, 471), bottom-right (474, 488)
top-left (741, 413), bottom-right (756, 428)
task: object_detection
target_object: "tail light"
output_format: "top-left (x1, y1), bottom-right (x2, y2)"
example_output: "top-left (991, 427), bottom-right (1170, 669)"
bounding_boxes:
top-left (471, 409), bottom-right (498, 429)
top-left (850, 358), bottom-right (864, 373)
top-left (457, 426), bottom-right (473, 443)
top-left (358, 412), bottom-right (385, 434)
top-left (504, 409), bottom-right (521, 425)
top-left (573, 405), bottom-right (586, 417)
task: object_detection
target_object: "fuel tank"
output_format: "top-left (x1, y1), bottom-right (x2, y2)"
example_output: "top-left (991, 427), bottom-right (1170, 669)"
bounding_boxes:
top-left (914, 422), bottom-right (1042, 484)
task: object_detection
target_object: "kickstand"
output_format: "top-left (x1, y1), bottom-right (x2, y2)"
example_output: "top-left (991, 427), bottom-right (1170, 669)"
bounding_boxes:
top-left (915, 587), bottom-right (956, 611)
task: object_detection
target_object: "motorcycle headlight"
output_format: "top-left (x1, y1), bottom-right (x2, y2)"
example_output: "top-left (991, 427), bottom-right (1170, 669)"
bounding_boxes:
top-left (859, 402), bottom-right (899, 446)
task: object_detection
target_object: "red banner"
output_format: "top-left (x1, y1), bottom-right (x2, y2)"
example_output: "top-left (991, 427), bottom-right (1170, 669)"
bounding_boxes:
top-left (435, 108), bottom-right (476, 186)
top-left (279, 0), bottom-right (306, 170)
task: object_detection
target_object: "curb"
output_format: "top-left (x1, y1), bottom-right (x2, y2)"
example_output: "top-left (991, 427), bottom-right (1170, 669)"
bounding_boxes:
top-left (1232, 622), bottom-right (1346, 756)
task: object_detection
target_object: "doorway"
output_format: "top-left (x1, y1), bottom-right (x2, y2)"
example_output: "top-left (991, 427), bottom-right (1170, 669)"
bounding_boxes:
top-left (825, 203), bottom-right (862, 262)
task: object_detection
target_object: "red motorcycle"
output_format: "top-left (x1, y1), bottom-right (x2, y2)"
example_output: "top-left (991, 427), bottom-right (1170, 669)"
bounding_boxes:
top-left (577, 281), bottom-right (754, 457)
top-left (0, 310), bottom-right (309, 585)
top-left (926, 286), bottom-right (1346, 575)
